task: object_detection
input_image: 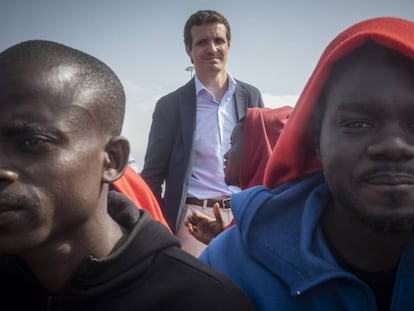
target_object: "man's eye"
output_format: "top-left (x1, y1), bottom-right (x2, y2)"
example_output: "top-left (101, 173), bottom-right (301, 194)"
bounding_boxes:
top-left (17, 135), bottom-right (51, 150)
top-left (22, 137), bottom-right (46, 146)
top-left (343, 121), bottom-right (372, 128)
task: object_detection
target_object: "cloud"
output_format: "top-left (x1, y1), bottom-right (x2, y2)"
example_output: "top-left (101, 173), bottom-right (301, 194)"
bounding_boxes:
top-left (121, 80), bottom-right (165, 171)
top-left (262, 93), bottom-right (298, 108)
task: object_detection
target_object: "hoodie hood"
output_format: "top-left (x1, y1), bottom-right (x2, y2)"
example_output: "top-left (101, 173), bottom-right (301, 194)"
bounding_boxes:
top-left (240, 106), bottom-right (291, 189)
top-left (112, 166), bottom-right (170, 231)
top-left (264, 16), bottom-right (414, 188)
top-left (231, 173), bottom-right (355, 294)
top-left (61, 191), bottom-right (179, 301)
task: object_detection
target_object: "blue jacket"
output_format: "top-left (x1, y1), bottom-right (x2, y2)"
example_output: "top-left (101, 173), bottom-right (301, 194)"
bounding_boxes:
top-left (200, 172), bottom-right (414, 310)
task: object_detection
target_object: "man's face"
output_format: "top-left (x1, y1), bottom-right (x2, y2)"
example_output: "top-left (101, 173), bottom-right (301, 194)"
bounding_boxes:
top-left (186, 22), bottom-right (229, 75)
top-left (224, 123), bottom-right (243, 187)
top-left (318, 54), bottom-right (414, 234)
top-left (0, 60), bottom-right (107, 255)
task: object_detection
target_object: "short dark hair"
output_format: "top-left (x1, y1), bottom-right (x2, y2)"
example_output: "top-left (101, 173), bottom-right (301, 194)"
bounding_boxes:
top-left (184, 10), bottom-right (231, 48)
top-left (0, 40), bottom-right (125, 136)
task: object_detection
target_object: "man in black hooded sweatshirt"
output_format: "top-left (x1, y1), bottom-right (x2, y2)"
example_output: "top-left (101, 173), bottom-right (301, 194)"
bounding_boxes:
top-left (0, 39), bottom-right (254, 311)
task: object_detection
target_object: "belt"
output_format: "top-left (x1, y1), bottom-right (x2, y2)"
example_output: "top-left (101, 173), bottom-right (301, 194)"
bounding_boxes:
top-left (185, 197), bottom-right (231, 210)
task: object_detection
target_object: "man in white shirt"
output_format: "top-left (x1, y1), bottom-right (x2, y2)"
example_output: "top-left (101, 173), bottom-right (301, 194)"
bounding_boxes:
top-left (141, 9), bottom-right (263, 256)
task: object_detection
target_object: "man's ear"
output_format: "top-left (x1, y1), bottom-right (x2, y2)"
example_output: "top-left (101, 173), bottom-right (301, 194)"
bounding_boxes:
top-left (185, 45), bottom-right (191, 56)
top-left (102, 136), bottom-right (130, 183)
top-left (185, 46), bottom-right (194, 64)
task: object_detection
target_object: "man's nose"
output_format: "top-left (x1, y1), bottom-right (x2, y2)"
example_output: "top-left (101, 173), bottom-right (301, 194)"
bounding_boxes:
top-left (0, 167), bottom-right (18, 190)
top-left (206, 42), bottom-right (218, 52)
top-left (367, 128), bottom-right (414, 161)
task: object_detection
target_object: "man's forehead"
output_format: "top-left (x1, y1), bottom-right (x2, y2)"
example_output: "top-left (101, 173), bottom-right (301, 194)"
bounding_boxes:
top-left (0, 58), bottom-right (79, 86)
top-left (0, 59), bottom-right (95, 108)
top-left (330, 43), bottom-right (414, 79)
top-left (192, 22), bottom-right (226, 35)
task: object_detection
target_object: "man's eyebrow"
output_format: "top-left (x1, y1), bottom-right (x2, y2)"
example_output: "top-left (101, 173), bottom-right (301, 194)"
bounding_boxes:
top-left (336, 99), bottom-right (414, 113)
top-left (4, 122), bottom-right (58, 135)
top-left (335, 101), bottom-right (378, 113)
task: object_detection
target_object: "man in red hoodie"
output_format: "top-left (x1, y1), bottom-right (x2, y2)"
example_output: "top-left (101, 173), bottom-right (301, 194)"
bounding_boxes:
top-left (201, 17), bottom-right (414, 310)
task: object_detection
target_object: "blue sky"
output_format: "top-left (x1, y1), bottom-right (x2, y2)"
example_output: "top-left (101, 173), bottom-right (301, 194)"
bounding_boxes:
top-left (2, 0), bottom-right (414, 169)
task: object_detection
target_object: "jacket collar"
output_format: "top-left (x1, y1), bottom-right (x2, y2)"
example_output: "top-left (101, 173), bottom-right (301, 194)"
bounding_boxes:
top-left (234, 172), bottom-right (414, 297)
top-left (232, 173), bottom-right (354, 295)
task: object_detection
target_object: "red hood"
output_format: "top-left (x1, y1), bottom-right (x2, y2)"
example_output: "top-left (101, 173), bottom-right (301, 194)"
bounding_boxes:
top-left (264, 16), bottom-right (414, 188)
top-left (113, 166), bottom-right (171, 231)
top-left (240, 106), bottom-right (291, 189)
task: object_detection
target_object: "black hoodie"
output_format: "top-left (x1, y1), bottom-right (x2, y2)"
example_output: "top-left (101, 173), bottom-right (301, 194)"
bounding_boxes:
top-left (0, 192), bottom-right (254, 310)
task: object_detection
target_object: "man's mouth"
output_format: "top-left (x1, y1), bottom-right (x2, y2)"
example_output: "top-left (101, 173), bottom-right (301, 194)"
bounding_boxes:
top-left (364, 172), bottom-right (414, 185)
top-left (0, 193), bottom-right (37, 212)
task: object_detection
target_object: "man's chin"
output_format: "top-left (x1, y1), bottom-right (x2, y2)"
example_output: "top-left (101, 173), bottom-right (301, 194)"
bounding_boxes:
top-left (358, 210), bottom-right (414, 235)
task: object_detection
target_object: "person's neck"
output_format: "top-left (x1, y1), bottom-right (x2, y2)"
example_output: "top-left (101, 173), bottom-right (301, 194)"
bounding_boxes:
top-left (19, 210), bottom-right (126, 292)
top-left (197, 70), bottom-right (228, 102)
top-left (321, 201), bottom-right (411, 272)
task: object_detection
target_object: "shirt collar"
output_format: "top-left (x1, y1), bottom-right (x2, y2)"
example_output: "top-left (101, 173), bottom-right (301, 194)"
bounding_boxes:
top-left (194, 73), bottom-right (237, 96)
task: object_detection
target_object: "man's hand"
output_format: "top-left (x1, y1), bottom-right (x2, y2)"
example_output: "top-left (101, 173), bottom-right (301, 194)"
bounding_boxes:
top-left (185, 203), bottom-right (224, 245)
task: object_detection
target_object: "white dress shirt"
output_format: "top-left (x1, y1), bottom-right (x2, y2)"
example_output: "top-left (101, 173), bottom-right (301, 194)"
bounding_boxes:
top-left (187, 74), bottom-right (239, 199)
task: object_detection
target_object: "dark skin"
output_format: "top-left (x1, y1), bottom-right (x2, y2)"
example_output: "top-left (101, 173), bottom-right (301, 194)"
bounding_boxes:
top-left (317, 52), bottom-right (414, 272)
top-left (0, 58), bottom-right (130, 292)
top-left (186, 203), bottom-right (224, 245)
top-left (224, 122), bottom-right (243, 186)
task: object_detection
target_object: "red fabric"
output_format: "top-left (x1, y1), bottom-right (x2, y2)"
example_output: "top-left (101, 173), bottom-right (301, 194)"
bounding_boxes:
top-left (226, 106), bottom-right (292, 229)
top-left (264, 16), bottom-right (414, 189)
top-left (240, 106), bottom-right (292, 189)
top-left (112, 166), bottom-right (171, 231)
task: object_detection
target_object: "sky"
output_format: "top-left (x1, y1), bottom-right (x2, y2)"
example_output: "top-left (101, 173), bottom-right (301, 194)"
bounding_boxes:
top-left (2, 0), bottom-right (414, 170)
